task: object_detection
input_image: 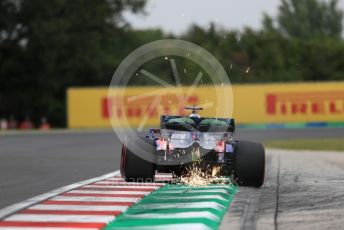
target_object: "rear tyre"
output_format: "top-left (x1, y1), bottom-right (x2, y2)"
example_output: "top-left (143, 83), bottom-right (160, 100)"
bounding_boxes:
top-left (234, 140), bottom-right (265, 187)
top-left (120, 137), bottom-right (156, 182)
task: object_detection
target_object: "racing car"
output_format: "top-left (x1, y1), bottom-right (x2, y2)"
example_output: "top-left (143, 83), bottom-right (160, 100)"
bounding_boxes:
top-left (120, 106), bottom-right (265, 187)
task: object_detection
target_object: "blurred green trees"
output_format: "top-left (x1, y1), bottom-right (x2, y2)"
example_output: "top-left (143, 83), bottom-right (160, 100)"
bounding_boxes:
top-left (274, 0), bottom-right (343, 39)
top-left (0, 0), bottom-right (148, 126)
top-left (0, 0), bottom-right (344, 126)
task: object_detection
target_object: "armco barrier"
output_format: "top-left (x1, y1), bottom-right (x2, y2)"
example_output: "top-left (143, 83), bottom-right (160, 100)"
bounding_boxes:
top-left (67, 82), bottom-right (344, 128)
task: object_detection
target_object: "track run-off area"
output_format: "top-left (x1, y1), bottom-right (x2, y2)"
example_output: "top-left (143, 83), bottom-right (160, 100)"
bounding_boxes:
top-left (0, 128), bottom-right (344, 229)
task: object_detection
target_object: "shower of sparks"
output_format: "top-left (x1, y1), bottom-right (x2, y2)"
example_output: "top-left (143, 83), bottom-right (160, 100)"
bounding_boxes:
top-left (174, 164), bottom-right (233, 187)
top-left (212, 166), bottom-right (221, 177)
top-left (180, 166), bottom-right (211, 186)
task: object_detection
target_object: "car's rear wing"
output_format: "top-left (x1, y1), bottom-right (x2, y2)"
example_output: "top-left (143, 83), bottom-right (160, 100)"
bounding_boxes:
top-left (160, 115), bottom-right (235, 133)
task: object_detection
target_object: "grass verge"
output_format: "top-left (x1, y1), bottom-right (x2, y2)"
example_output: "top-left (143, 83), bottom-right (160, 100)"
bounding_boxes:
top-left (264, 138), bottom-right (344, 152)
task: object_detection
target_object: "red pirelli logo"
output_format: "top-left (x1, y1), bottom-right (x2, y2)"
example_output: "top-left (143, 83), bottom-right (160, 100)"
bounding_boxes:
top-left (101, 94), bottom-right (199, 119)
top-left (266, 91), bottom-right (344, 115)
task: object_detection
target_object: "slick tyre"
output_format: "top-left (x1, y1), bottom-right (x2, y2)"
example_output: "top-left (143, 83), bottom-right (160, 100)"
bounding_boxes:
top-left (234, 140), bottom-right (265, 187)
top-left (120, 137), bottom-right (156, 182)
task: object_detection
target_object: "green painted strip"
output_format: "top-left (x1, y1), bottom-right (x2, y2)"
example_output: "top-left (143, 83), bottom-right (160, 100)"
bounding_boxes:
top-left (104, 184), bottom-right (238, 230)
top-left (327, 122), bottom-right (344, 128)
top-left (237, 121), bottom-right (344, 129)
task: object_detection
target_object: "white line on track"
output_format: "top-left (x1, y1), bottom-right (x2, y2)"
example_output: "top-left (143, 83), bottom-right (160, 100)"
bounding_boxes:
top-left (154, 174), bottom-right (172, 178)
top-left (50, 196), bottom-right (140, 203)
top-left (0, 171), bottom-right (121, 220)
top-left (83, 185), bottom-right (160, 189)
top-left (94, 181), bottom-right (165, 186)
top-left (28, 204), bottom-right (129, 212)
top-left (67, 190), bottom-right (151, 195)
top-left (5, 214), bottom-right (115, 223)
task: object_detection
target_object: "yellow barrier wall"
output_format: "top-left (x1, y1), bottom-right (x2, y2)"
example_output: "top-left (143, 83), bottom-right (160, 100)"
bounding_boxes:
top-left (67, 82), bottom-right (344, 128)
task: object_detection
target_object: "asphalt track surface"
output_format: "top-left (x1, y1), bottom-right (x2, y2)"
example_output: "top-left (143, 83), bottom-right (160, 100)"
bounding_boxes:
top-left (220, 149), bottom-right (344, 230)
top-left (0, 127), bottom-right (344, 229)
